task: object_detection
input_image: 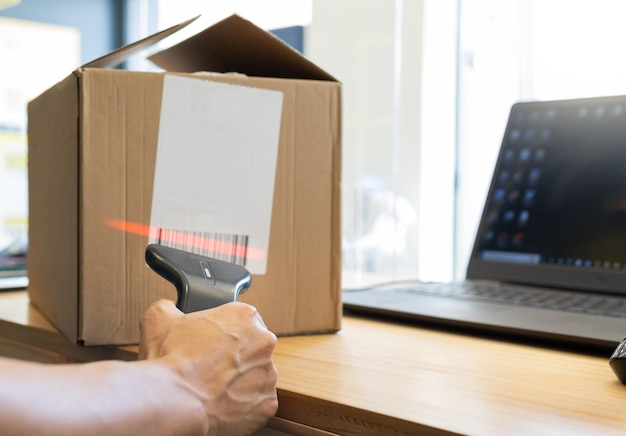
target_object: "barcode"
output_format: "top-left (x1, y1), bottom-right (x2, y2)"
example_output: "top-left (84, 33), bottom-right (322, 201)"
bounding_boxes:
top-left (155, 228), bottom-right (250, 266)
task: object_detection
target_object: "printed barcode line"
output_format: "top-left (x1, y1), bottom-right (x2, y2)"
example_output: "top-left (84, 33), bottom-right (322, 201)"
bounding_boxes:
top-left (156, 228), bottom-right (249, 266)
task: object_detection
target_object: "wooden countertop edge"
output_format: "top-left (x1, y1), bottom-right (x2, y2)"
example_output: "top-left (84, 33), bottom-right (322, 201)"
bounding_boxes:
top-left (275, 388), bottom-right (456, 436)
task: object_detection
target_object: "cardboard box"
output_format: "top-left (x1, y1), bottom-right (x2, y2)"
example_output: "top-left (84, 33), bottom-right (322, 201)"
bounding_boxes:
top-left (27, 15), bottom-right (342, 345)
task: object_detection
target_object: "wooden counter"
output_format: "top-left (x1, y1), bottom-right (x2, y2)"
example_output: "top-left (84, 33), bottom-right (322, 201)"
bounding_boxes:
top-left (2, 290), bottom-right (626, 435)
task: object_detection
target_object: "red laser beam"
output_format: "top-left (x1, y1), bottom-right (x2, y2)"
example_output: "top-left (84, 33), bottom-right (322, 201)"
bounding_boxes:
top-left (105, 219), bottom-right (265, 260)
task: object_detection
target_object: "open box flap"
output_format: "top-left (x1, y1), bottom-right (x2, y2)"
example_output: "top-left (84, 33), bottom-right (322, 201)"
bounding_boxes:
top-left (149, 14), bottom-right (337, 82)
top-left (82, 16), bottom-right (199, 69)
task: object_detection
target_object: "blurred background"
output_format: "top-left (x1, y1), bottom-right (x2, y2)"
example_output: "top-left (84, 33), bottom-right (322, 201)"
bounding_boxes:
top-left (2, 0), bottom-right (626, 288)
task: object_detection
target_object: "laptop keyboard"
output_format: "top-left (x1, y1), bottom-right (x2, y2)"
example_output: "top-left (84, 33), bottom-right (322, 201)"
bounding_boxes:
top-left (397, 281), bottom-right (626, 318)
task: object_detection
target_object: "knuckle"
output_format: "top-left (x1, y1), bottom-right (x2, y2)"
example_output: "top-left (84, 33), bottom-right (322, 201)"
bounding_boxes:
top-left (139, 299), bottom-right (172, 327)
top-left (263, 330), bottom-right (278, 351)
top-left (234, 301), bottom-right (259, 317)
top-left (269, 363), bottom-right (279, 385)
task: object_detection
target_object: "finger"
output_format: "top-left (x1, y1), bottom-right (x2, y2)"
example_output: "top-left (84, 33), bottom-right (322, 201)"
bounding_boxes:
top-left (151, 298), bottom-right (183, 316)
top-left (225, 302), bottom-right (270, 330)
top-left (138, 300), bottom-right (183, 359)
top-left (141, 299), bottom-right (182, 325)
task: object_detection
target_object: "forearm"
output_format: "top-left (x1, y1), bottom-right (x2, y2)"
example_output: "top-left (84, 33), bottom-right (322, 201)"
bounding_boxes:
top-left (0, 301), bottom-right (278, 435)
top-left (0, 357), bottom-right (208, 436)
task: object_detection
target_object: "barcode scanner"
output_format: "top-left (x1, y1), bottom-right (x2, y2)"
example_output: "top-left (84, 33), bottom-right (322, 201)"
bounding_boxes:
top-left (145, 244), bottom-right (252, 313)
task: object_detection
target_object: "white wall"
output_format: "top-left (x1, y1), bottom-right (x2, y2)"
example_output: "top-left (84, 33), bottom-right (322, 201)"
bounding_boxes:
top-left (156, 0), bottom-right (459, 286)
top-left (307, 0), bottom-right (457, 286)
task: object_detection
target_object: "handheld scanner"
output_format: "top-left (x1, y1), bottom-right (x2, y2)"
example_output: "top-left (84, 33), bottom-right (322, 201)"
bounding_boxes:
top-left (145, 244), bottom-right (252, 313)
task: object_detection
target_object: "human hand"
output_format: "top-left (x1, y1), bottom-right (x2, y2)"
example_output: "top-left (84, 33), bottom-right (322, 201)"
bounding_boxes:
top-left (138, 299), bottom-right (278, 435)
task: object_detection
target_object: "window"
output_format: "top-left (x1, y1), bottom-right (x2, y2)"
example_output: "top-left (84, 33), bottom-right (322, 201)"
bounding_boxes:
top-left (6, 0), bottom-right (623, 289)
top-left (0, 16), bottom-right (79, 267)
top-left (456, 0), bottom-right (626, 278)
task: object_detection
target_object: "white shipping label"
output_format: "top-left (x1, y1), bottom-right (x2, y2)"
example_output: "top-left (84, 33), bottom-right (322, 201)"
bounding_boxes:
top-left (150, 75), bottom-right (283, 274)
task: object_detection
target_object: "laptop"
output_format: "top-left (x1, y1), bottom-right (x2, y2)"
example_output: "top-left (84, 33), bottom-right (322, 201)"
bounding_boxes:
top-left (0, 234), bottom-right (28, 291)
top-left (343, 95), bottom-right (626, 351)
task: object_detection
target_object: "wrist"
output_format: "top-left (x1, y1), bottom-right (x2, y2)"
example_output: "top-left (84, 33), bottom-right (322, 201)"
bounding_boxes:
top-left (136, 358), bottom-right (211, 434)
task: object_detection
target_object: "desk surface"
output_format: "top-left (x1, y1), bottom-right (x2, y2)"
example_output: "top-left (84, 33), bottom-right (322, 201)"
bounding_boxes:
top-left (1, 290), bottom-right (626, 435)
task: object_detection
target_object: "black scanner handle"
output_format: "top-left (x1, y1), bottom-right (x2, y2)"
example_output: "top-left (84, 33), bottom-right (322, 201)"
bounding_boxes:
top-left (145, 244), bottom-right (252, 313)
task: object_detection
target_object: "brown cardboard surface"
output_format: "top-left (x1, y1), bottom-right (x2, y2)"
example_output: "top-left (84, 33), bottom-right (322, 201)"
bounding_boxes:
top-left (149, 14), bottom-right (336, 81)
top-left (28, 15), bottom-right (341, 345)
top-left (79, 70), bottom-right (171, 344)
top-left (27, 73), bottom-right (80, 341)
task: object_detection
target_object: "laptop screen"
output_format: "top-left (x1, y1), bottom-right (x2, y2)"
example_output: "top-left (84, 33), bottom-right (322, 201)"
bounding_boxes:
top-left (468, 95), bottom-right (626, 294)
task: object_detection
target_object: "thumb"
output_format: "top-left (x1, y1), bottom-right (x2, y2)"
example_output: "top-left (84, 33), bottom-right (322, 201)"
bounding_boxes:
top-left (138, 299), bottom-right (181, 360)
